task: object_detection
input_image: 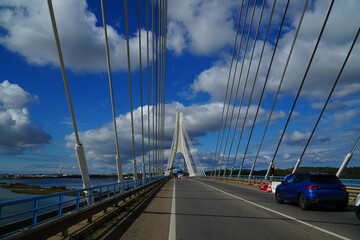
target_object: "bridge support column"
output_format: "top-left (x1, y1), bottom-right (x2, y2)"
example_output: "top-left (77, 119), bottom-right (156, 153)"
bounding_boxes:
top-left (229, 167), bottom-right (234, 177)
top-left (337, 137), bottom-right (360, 178)
top-left (116, 155), bottom-right (123, 183)
top-left (166, 112), bottom-right (196, 177)
top-left (142, 162), bottom-right (146, 179)
top-left (249, 162), bottom-right (255, 179)
top-left (337, 153), bottom-right (353, 178)
top-left (265, 162), bottom-right (272, 180)
top-left (292, 158), bottom-right (302, 174)
top-left (237, 166), bottom-right (244, 178)
top-left (75, 144), bottom-right (91, 200)
top-left (116, 155), bottom-right (124, 193)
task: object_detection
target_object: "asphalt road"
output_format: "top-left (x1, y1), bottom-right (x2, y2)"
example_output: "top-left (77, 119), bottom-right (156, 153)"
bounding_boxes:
top-left (174, 178), bottom-right (360, 240)
top-left (101, 178), bottom-right (360, 240)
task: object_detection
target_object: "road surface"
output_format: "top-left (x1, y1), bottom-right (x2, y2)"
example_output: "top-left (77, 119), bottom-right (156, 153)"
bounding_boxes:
top-left (95, 178), bottom-right (360, 240)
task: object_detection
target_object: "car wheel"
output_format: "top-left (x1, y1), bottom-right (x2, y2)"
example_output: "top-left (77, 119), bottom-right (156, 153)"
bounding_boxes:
top-left (275, 190), bottom-right (284, 204)
top-left (335, 203), bottom-right (347, 211)
top-left (298, 193), bottom-right (309, 210)
top-left (355, 206), bottom-right (360, 219)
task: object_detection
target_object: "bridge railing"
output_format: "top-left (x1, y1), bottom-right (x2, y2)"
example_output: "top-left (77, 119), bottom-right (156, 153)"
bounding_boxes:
top-left (212, 175), bottom-right (360, 187)
top-left (220, 175), bottom-right (285, 181)
top-left (339, 179), bottom-right (360, 188)
top-left (0, 177), bottom-right (163, 238)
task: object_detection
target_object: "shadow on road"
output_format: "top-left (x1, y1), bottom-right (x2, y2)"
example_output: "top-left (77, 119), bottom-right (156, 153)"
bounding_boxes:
top-left (93, 181), bottom-right (166, 240)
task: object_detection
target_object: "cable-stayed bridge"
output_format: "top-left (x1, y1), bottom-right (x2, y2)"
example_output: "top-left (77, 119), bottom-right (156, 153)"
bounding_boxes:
top-left (166, 112), bottom-right (206, 177)
top-left (0, 0), bottom-right (359, 239)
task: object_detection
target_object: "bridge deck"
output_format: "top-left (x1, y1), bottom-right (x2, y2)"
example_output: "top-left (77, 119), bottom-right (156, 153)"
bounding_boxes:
top-left (93, 178), bottom-right (360, 239)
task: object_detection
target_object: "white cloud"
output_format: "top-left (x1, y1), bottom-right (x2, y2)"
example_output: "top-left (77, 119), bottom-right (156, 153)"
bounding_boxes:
top-left (191, 63), bottom-right (230, 101)
top-left (0, 80), bottom-right (38, 109)
top-left (186, 0), bottom-right (360, 171)
top-left (191, 0), bottom-right (360, 101)
top-left (167, 21), bottom-right (186, 55)
top-left (0, 0), bottom-right (152, 73)
top-left (310, 100), bottom-right (346, 110)
top-left (283, 130), bottom-right (330, 146)
top-left (0, 81), bottom-right (51, 154)
top-left (167, 0), bottom-right (240, 55)
top-left (267, 0), bottom-right (360, 99)
top-left (64, 101), bottom-right (285, 172)
top-left (330, 109), bottom-right (358, 129)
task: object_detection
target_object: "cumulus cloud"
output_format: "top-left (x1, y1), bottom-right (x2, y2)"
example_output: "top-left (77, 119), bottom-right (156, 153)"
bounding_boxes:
top-left (190, 0), bottom-right (360, 101)
top-left (191, 63), bottom-right (230, 101)
top-left (167, 21), bottom-right (186, 55)
top-left (266, 0), bottom-right (360, 99)
top-left (187, 0), bottom-right (360, 170)
top-left (310, 100), bottom-right (347, 111)
top-left (0, 80), bottom-right (37, 109)
top-left (283, 130), bottom-right (329, 146)
top-left (64, 101), bottom-right (285, 172)
top-left (64, 102), bottom-right (224, 171)
top-left (0, 81), bottom-right (51, 154)
top-left (167, 0), bottom-right (241, 55)
top-left (0, 0), bottom-right (153, 73)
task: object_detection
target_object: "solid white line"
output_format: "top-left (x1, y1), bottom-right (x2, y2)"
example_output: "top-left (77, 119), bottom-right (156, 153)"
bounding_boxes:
top-left (196, 180), bottom-right (350, 240)
top-left (168, 179), bottom-right (176, 240)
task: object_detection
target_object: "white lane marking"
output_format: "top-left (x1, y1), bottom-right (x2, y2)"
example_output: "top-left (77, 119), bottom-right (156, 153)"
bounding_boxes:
top-left (196, 180), bottom-right (350, 240)
top-left (168, 179), bottom-right (176, 240)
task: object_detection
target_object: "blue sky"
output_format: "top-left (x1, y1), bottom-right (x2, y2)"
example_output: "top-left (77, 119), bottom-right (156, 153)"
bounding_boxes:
top-left (0, 0), bottom-right (359, 174)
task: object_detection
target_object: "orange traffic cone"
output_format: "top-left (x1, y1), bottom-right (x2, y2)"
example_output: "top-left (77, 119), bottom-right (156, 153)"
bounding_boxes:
top-left (267, 183), bottom-right (272, 192)
top-left (260, 181), bottom-right (263, 190)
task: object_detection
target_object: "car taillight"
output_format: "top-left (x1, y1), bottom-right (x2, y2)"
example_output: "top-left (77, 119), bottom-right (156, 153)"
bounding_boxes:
top-left (340, 185), bottom-right (346, 190)
top-left (307, 185), bottom-right (320, 190)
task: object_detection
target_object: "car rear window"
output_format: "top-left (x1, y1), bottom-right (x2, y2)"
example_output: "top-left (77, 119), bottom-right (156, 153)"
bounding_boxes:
top-left (310, 175), bottom-right (341, 184)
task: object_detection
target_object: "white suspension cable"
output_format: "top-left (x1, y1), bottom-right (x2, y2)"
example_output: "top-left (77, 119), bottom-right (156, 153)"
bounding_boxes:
top-left (100, 0), bottom-right (123, 184)
top-left (146, 0), bottom-right (151, 177)
top-left (47, 0), bottom-right (91, 194)
top-left (137, 0), bottom-right (146, 179)
top-left (214, 0), bottom-right (250, 176)
top-left (124, 0), bottom-right (137, 181)
top-left (249, 0), bottom-right (307, 177)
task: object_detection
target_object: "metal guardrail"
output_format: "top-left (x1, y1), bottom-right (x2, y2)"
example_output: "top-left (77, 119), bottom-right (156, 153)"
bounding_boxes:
top-left (339, 179), bottom-right (360, 188)
top-left (0, 177), bottom-right (165, 238)
top-left (206, 176), bottom-right (360, 203)
top-left (213, 175), bottom-right (360, 187)
top-left (220, 175), bottom-right (285, 181)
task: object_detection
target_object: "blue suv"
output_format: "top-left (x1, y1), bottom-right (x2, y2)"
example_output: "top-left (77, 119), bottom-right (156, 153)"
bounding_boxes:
top-left (275, 172), bottom-right (348, 210)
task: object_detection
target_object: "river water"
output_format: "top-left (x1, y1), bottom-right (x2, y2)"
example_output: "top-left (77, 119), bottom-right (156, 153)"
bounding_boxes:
top-left (0, 178), bottom-right (120, 202)
top-left (0, 178), bottom-right (122, 226)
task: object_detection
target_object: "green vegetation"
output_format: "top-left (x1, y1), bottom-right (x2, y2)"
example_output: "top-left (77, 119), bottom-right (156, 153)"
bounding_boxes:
top-left (206, 167), bottom-right (360, 179)
top-left (1, 183), bottom-right (74, 195)
top-left (1, 183), bottom-right (101, 196)
top-left (2, 183), bottom-right (42, 189)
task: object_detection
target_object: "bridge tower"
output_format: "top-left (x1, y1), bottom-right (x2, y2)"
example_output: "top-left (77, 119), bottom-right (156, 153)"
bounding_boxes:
top-left (166, 112), bottom-right (196, 177)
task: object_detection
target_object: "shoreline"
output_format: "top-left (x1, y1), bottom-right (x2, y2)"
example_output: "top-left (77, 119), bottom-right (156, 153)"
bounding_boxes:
top-left (1, 183), bottom-right (76, 195)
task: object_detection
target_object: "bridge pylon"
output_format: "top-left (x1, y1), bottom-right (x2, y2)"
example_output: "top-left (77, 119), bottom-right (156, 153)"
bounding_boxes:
top-left (166, 112), bottom-right (196, 177)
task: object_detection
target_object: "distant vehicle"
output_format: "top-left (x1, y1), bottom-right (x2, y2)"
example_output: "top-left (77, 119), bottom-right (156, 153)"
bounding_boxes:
top-left (177, 170), bottom-right (189, 179)
top-left (275, 172), bottom-right (348, 210)
top-left (355, 194), bottom-right (360, 219)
